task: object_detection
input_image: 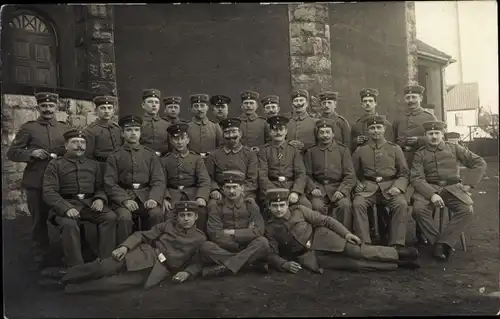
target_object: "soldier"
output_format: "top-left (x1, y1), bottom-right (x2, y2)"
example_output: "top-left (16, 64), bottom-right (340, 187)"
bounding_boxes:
top-left (351, 88), bottom-right (394, 152)
top-left (304, 120), bottom-right (356, 230)
top-left (187, 94), bottom-right (224, 157)
top-left (161, 123), bottom-right (211, 232)
top-left (7, 92), bottom-right (70, 267)
top-left (162, 96), bottom-right (185, 125)
top-left (258, 115), bottom-right (312, 218)
top-left (210, 94), bottom-right (230, 124)
top-left (85, 95), bottom-right (123, 171)
top-left (104, 115), bottom-right (166, 244)
top-left (444, 132), bottom-right (461, 144)
top-left (265, 188), bottom-right (420, 274)
top-left (238, 90), bottom-right (270, 152)
top-left (287, 89), bottom-right (318, 152)
top-left (205, 118), bottom-right (259, 202)
top-left (411, 121), bottom-right (486, 261)
top-left (308, 95), bottom-right (322, 119)
top-left (42, 129), bottom-right (117, 272)
top-left (138, 88), bottom-right (171, 157)
top-left (319, 91), bottom-right (351, 147)
top-left (60, 201), bottom-right (206, 293)
top-left (352, 115), bottom-right (410, 248)
top-left (261, 95), bottom-right (280, 119)
top-left (201, 170), bottom-right (269, 277)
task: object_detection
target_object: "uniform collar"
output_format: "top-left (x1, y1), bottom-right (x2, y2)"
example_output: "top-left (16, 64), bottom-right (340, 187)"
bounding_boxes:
top-left (226, 196), bottom-right (244, 208)
top-left (95, 118), bottom-right (114, 127)
top-left (270, 209), bottom-right (292, 222)
top-left (426, 141), bottom-right (445, 151)
top-left (123, 142), bottom-right (142, 151)
top-left (173, 149), bottom-right (190, 158)
top-left (36, 117), bottom-right (57, 126)
top-left (224, 143), bottom-right (243, 154)
top-left (368, 138), bottom-right (387, 149)
top-left (239, 113), bottom-right (258, 121)
top-left (165, 116), bottom-right (179, 123)
top-left (271, 140), bottom-right (286, 149)
top-left (323, 111), bottom-right (339, 118)
top-left (143, 113), bottom-right (161, 121)
top-left (319, 140), bottom-right (336, 151)
top-left (407, 107), bottom-right (424, 116)
top-left (293, 112), bottom-right (309, 121)
top-left (63, 153), bottom-right (86, 163)
top-left (175, 222), bottom-right (197, 234)
top-left (192, 116), bottom-right (209, 125)
top-left (358, 111), bottom-right (378, 121)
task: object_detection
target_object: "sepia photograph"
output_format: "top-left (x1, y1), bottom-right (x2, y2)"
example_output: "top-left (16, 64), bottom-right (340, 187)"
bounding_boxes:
top-left (1, 1), bottom-right (499, 317)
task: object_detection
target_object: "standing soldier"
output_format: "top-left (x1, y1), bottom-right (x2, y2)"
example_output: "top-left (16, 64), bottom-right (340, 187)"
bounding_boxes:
top-left (261, 95), bottom-right (280, 119)
top-left (308, 95), bottom-right (322, 119)
top-left (201, 170), bottom-right (269, 277)
top-left (140, 88), bottom-right (171, 157)
top-left (7, 92), bottom-right (70, 267)
top-left (162, 96), bottom-right (185, 125)
top-left (210, 94), bottom-right (230, 124)
top-left (351, 115), bottom-right (410, 249)
top-left (411, 121), bottom-right (486, 261)
top-left (287, 89), bottom-right (318, 152)
top-left (205, 118), bottom-right (259, 202)
top-left (444, 132), bottom-right (461, 144)
top-left (319, 91), bottom-right (351, 147)
top-left (42, 129), bottom-right (117, 272)
top-left (258, 115), bottom-right (312, 217)
top-left (304, 120), bottom-right (356, 230)
top-left (161, 123), bottom-right (211, 232)
top-left (104, 115), bottom-right (166, 244)
top-left (351, 88), bottom-right (394, 152)
top-left (85, 95), bottom-right (123, 172)
top-left (187, 94), bottom-right (223, 157)
top-left (238, 90), bottom-right (270, 152)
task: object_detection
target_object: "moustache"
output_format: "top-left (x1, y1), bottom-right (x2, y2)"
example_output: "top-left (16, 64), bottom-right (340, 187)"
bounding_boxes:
top-left (75, 147), bottom-right (85, 151)
top-left (294, 104), bottom-right (305, 108)
top-left (224, 136), bottom-right (238, 141)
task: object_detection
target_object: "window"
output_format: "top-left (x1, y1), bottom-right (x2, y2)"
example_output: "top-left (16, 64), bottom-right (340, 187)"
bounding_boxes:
top-left (417, 65), bottom-right (429, 105)
top-left (3, 9), bottom-right (58, 87)
top-left (455, 112), bottom-right (464, 126)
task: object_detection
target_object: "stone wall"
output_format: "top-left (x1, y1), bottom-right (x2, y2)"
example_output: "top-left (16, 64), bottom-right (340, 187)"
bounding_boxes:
top-left (1, 94), bottom-right (102, 219)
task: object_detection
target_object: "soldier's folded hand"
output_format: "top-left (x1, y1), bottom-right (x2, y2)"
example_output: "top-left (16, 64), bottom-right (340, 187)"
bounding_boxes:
top-left (196, 198), bottom-right (207, 207)
top-left (355, 182), bottom-right (365, 192)
top-left (223, 229), bottom-right (235, 235)
top-left (332, 191), bottom-right (344, 202)
top-left (31, 149), bottom-right (50, 159)
top-left (112, 246), bottom-right (128, 261)
top-left (357, 136), bottom-right (367, 145)
top-left (144, 199), bottom-right (158, 209)
top-left (91, 199), bottom-right (104, 212)
top-left (460, 184), bottom-right (472, 194)
top-left (123, 200), bottom-right (139, 212)
top-left (65, 208), bottom-right (80, 219)
top-left (311, 189), bottom-right (322, 197)
top-left (289, 140), bottom-right (304, 150)
top-left (405, 136), bottom-right (418, 145)
top-left (282, 261), bottom-right (302, 274)
top-left (251, 146), bottom-right (260, 153)
top-left (172, 271), bottom-right (190, 283)
top-left (387, 187), bottom-right (402, 196)
top-left (345, 233), bottom-right (362, 245)
top-left (288, 192), bottom-right (299, 204)
top-left (430, 194), bottom-right (445, 208)
top-left (210, 190), bottom-right (222, 200)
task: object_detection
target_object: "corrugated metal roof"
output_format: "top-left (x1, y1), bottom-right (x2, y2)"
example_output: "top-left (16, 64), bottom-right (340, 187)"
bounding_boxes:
top-left (416, 39), bottom-right (453, 61)
top-left (445, 83), bottom-right (480, 111)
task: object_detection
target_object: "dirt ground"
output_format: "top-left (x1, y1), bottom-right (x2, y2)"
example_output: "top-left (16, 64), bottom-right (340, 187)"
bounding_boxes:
top-left (3, 161), bottom-right (499, 318)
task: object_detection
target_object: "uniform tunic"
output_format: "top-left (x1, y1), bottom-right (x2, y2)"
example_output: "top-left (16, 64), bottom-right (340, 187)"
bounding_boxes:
top-left (286, 112), bottom-right (318, 151)
top-left (85, 119), bottom-right (123, 161)
top-left (140, 113), bottom-right (171, 155)
top-left (187, 116), bottom-right (223, 154)
top-left (238, 113), bottom-right (270, 147)
top-left (322, 112), bottom-right (351, 147)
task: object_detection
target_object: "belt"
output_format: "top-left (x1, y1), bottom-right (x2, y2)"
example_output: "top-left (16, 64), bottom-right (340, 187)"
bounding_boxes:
top-left (314, 178), bottom-right (340, 185)
top-left (198, 152), bottom-right (210, 158)
top-left (119, 182), bottom-right (149, 190)
top-left (60, 193), bottom-right (94, 200)
top-left (364, 176), bottom-right (395, 183)
top-left (427, 179), bottom-right (461, 186)
top-left (94, 156), bottom-right (108, 162)
top-left (269, 176), bottom-right (291, 183)
top-left (167, 184), bottom-right (196, 190)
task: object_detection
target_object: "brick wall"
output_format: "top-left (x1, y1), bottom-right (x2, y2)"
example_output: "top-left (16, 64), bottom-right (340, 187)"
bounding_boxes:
top-left (113, 3), bottom-right (292, 118)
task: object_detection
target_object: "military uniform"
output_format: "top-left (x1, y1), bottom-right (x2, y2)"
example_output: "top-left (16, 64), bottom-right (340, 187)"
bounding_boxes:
top-left (187, 94), bottom-right (223, 155)
top-left (6, 92), bottom-right (70, 262)
top-left (43, 129), bottom-right (117, 267)
top-left (162, 96), bottom-right (186, 125)
top-left (104, 116), bottom-right (166, 244)
top-left (411, 121), bottom-right (486, 256)
top-left (205, 118), bottom-right (259, 201)
top-left (352, 115), bottom-right (410, 246)
top-left (258, 115), bottom-right (311, 212)
top-left (201, 171), bottom-right (269, 275)
top-left (238, 90), bottom-right (270, 148)
top-left (210, 94), bottom-right (230, 125)
top-left (61, 201), bottom-right (206, 293)
top-left (352, 113), bottom-right (394, 152)
top-left (319, 91), bottom-right (351, 147)
top-left (85, 95), bottom-right (123, 168)
top-left (265, 189), bottom-right (416, 273)
top-left (304, 121), bottom-right (356, 229)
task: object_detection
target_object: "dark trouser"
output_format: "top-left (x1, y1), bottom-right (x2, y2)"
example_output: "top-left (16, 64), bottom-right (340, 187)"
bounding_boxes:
top-left (201, 237), bottom-right (269, 273)
top-left (53, 208), bottom-right (117, 267)
top-left (62, 257), bottom-right (150, 294)
top-left (353, 190), bottom-right (408, 246)
top-left (311, 196), bottom-right (353, 231)
top-left (115, 199), bottom-right (164, 245)
top-left (26, 188), bottom-right (50, 261)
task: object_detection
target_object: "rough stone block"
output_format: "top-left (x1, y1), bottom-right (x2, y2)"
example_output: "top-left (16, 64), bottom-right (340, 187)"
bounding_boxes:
top-left (89, 64), bottom-right (99, 79)
top-left (86, 112), bottom-right (98, 125)
top-left (3, 95), bottom-right (37, 109)
top-left (322, 38), bottom-right (331, 56)
top-left (88, 43), bottom-right (115, 65)
top-left (4, 189), bottom-right (22, 202)
top-left (312, 37), bottom-right (323, 55)
top-left (76, 100), bottom-right (96, 115)
top-left (303, 56), bottom-right (331, 74)
top-left (55, 111), bottom-right (69, 123)
top-left (88, 4), bottom-right (108, 18)
top-left (100, 63), bottom-right (116, 81)
top-left (290, 56), bottom-right (302, 72)
top-left (88, 81), bottom-right (117, 96)
top-left (292, 74), bottom-right (316, 87)
top-left (69, 115), bottom-right (88, 128)
top-left (2, 205), bottom-right (17, 220)
top-left (66, 99), bottom-right (78, 115)
top-left (292, 3), bottom-right (328, 23)
top-left (92, 20), bottom-right (113, 42)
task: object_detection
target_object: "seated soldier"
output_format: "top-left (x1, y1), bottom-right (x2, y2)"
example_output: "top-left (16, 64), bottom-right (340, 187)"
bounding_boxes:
top-left (411, 121), bottom-right (486, 261)
top-left (351, 115), bottom-right (410, 249)
top-left (265, 188), bottom-right (420, 274)
top-left (59, 201), bottom-right (206, 293)
top-left (201, 170), bottom-right (269, 277)
top-left (104, 115), bottom-right (166, 244)
top-left (41, 129), bottom-right (117, 281)
top-left (304, 120), bottom-right (356, 230)
top-left (161, 123), bottom-right (211, 232)
top-left (258, 115), bottom-right (312, 219)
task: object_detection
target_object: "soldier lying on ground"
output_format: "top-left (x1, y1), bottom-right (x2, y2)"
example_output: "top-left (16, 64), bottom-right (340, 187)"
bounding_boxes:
top-left (264, 188), bottom-right (420, 274)
top-left (56, 201), bottom-right (206, 294)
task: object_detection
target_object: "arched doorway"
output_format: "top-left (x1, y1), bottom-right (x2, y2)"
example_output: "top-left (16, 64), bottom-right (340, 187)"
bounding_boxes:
top-left (3, 9), bottom-right (58, 87)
